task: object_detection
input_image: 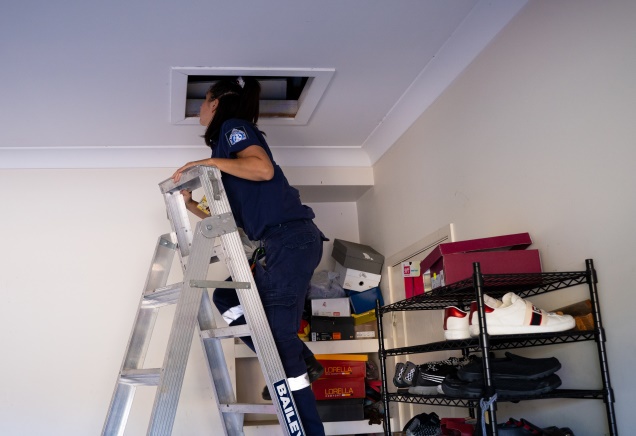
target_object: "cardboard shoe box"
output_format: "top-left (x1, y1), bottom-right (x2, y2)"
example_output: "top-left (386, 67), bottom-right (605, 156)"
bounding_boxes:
top-left (351, 309), bottom-right (376, 325)
top-left (316, 398), bottom-right (364, 422)
top-left (332, 239), bottom-right (384, 275)
top-left (354, 320), bottom-right (378, 339)
top-left (316, 358), bottom-right (367, 378)
top-left (335, 261), bottom-right (381, 292)
top-left (310, 316), bottom-right (355, 341)
top-left (311, 298), bottom-right (351, 317)
top-left (419, 232), bottom-right (542, 289)
top-left (311, 377), bottom-right (366, 400)
top-left (348, 287), bottom-right (384, 314)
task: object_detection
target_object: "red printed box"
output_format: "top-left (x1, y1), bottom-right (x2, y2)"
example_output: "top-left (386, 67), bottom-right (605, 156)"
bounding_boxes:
top-left (311, 377), bottom-right (366, 400)
top-left (403, 260), bottom-right (424, 298)
top-left (317, 359), bottom-right (366, 378)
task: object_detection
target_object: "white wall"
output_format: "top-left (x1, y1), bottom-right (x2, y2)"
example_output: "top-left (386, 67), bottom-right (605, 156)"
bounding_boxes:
top-left (358, 1), bottom-right (635, 434)
top-left (0, 168), bottom-right (359, 435)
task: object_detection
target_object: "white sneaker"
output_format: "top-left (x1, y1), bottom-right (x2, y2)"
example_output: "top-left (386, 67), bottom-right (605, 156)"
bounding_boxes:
top-left (443, 306), bottom-right (470, 340)
top-left (444, 295), bottom-right (502, 341)
top-left (469, 292), bottom-right (575, 336)
top-left (444, 295), bottom-right (503, 340)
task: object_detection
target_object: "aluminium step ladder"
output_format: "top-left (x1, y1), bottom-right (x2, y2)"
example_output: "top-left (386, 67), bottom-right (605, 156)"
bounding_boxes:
top-left (102, 165), bottom-right (305, 436)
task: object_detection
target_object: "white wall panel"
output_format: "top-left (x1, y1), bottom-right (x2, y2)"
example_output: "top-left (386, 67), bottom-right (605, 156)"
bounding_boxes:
top-left (358, 1), bottom-right (635, 433)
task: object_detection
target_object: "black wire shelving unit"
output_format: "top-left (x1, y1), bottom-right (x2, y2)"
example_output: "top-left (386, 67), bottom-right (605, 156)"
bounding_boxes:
top-left (375, 259), bottom-right (617, 436)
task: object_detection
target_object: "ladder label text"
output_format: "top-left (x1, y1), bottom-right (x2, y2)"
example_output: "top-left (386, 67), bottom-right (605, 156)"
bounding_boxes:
top-left (274, 380), bottom-right (304, 435)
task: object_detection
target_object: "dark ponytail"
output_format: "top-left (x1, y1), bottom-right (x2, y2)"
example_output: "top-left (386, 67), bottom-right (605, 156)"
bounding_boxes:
top-left (238, 77), bottom-right (260, 124)
top-left (204, 77), bottom-right (261, 147)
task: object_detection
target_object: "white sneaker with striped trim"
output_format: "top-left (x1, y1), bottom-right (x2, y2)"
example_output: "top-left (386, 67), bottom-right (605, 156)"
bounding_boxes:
top-left (444, 295), bottom-right (504, 340)
top-left (469, 292), bottom-right (575, 336)
top-left (443, 306), bottom-right (470, 340)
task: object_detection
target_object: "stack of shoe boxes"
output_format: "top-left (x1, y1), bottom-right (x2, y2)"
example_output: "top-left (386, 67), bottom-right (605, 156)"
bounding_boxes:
top-left (331, 239), bottom-right (384, 334)
top-left (309, 239), bottom-right (385, 341)
top-left (312, 354), bottom-right (367, 422)
top-left (310, 298), bottom-right (354, 341)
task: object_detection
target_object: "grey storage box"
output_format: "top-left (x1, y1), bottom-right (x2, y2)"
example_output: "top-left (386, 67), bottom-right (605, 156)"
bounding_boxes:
top-left (331, 239), bottom-right (384, 275)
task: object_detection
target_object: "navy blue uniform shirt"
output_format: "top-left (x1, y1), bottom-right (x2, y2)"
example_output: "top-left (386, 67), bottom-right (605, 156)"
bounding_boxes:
top-left (212, 119), bottom-right (315, 241)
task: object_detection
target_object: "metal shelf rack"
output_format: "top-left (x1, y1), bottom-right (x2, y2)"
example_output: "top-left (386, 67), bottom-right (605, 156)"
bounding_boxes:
top-left (375, 259), bottom-right (617, 435)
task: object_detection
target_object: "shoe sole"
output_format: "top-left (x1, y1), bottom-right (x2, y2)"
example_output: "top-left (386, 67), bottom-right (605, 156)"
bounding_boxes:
top-left (469, 319), bottom-right (575, 336)
top-left (442, 374), bottom-right (561, 399)
top-left (444, 330), bottom-right (471, 340)
top-left (408, 385), bottom-right (440, 395)
top-left (458, 353), bottom-right (561, 382)
top-left (459, 365), bottom-right (561, 382)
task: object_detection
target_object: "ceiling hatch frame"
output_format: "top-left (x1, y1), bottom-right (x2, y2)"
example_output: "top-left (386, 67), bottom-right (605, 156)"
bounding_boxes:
top-left (170, 67), bottom-right (335, 126)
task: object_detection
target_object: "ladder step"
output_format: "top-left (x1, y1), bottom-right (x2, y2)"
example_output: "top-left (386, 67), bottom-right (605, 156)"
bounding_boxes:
top-left (142, 283), bottom-right (182, 308)
top-left (219, 403), bottom-right (277, 415)
top-left (120, 368), bottom-right (161, 386)
top-left (142, 277), bottom-right (250, 308)
top-left (201, 324), bottom-right (252, 340)
top-left (190, 279), bottom-right (251, 289)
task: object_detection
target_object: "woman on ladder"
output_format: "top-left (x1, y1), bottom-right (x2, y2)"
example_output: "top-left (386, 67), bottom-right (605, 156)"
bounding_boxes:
top-left (172, 76), bottom-right (326, 436)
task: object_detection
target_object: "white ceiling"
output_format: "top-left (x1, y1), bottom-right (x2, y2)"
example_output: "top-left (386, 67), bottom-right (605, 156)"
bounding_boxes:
top-left (0, 0), bottom-right (527, 169)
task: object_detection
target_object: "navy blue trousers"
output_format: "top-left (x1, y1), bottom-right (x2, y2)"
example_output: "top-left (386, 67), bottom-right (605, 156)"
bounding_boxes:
top-left (213, 219), bottom-right (325, 435)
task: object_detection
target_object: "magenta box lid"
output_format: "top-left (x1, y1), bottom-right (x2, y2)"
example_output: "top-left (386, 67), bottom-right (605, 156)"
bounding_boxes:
top-left (420, 232), bottom-right (533, 273)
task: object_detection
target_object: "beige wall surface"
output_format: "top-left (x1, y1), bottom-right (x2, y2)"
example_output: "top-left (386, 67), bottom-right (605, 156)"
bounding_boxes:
top-left (0, 168), bottom-right (359, 435)
top-left (359, 1), bottom-right (635, 434)
top-left (0, 168), bottom-right (217, 435)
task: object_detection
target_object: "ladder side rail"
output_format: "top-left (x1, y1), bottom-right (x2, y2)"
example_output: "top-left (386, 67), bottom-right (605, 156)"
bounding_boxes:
top-left (164, 190), bottom-right (194, 260)
top-left (200, 166), bottom-right (305, 435)
top-left (158, 165), bottom-right (209, 260)
top-left (126, 234), bottom-right (179, 366)
top-left (161, 168), bottom-right (244, 435)
top-left (147, 221), bottom-right (220, 436)
top-left (165, 181), bottom-right (244, 434)
top-left (159, 166), bottom-right (207, 195)
top-left (220, 230), bottom-right (288, 388)
top-left (102, 234), bottom-right (178, 436)
top-left (198, 289), bottom-right (244, 435)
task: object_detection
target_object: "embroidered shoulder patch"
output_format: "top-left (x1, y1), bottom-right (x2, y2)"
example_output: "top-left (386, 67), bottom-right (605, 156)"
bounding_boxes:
top-left (226, 127), bottom-right (248, 147)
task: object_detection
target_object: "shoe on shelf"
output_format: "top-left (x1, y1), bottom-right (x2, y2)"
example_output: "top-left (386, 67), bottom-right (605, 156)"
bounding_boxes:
top-left (519, 418), bottom-right (549, 435)
top-left (445, 295), bottom-right (504, 340)
top-left (457, 352), bottom-right (561, 382)
top-left (443, 306), bottom-right (470, 340)
top-left (499, 419), bottom-right (575, 436)
top-left (492, 418), bottom-right (537, 436)
top-left (408, 355), bottom-right (476, 395)
top-left (542, 426), bottom-right (575, 436)
top-left (393, 362), bottom-right (406, 387)
top-left (467, 295), bottom-right (503, 333)
top-left (441, 373), bottom-right (561, 399)
top-left (441, 417), bottom-right (476, 436)
top-left (403, 411), bottom-right (441, 436)
top-left (403, 361), bottom-right (419, 387)
top-left (393, 360), bottom-right (420, 390)
top-left (469, 292), bottom-right (575, 336)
